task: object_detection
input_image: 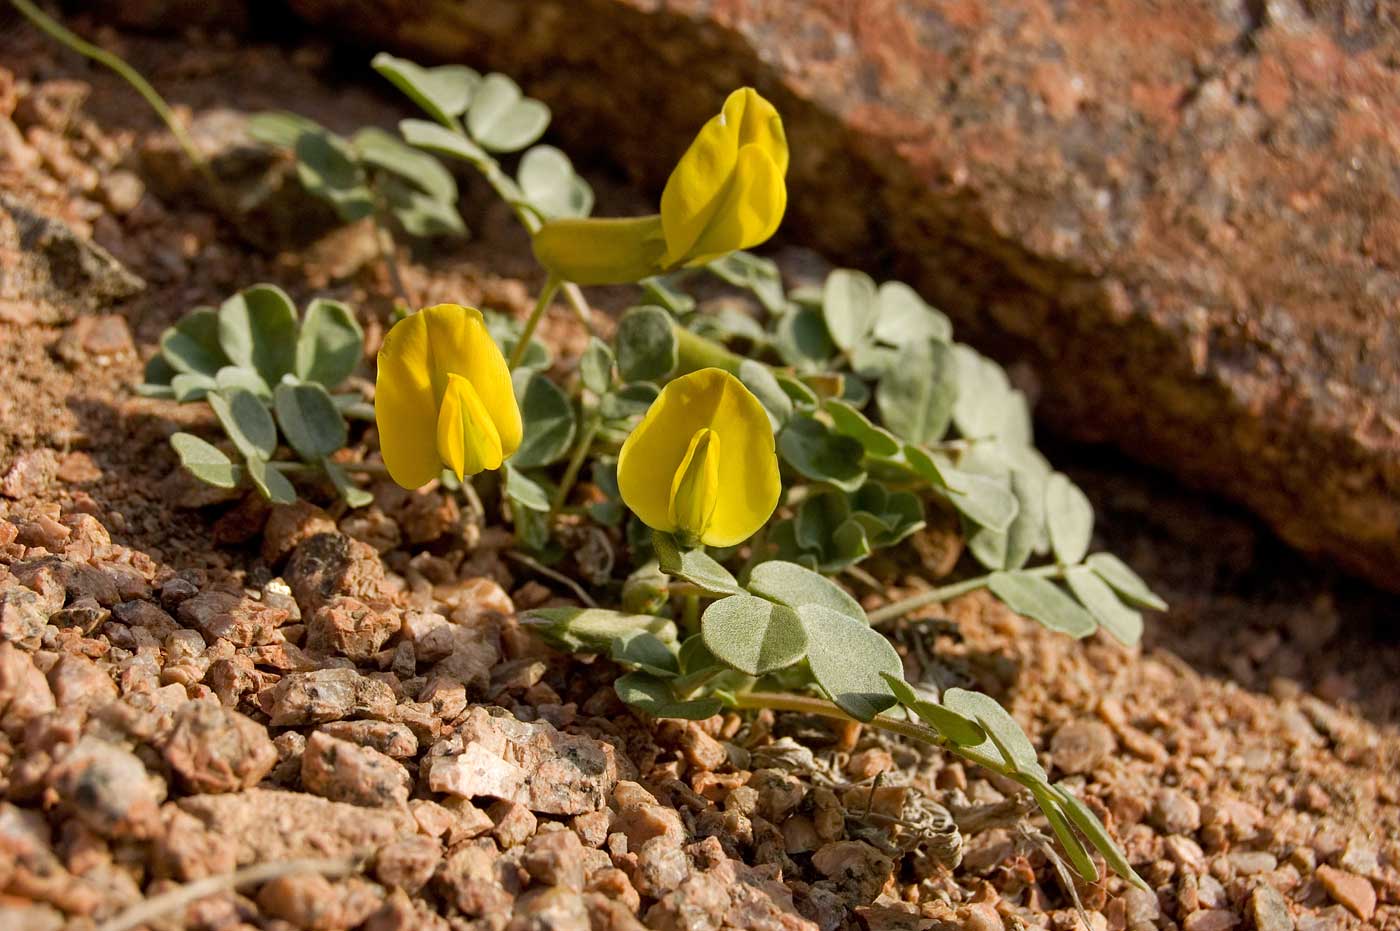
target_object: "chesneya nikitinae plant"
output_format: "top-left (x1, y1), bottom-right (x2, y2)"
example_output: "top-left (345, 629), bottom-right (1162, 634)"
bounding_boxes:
top-left (141, 284), bottom-right (377, 508)
top-left (148, 49), bottom-right (1159, 892)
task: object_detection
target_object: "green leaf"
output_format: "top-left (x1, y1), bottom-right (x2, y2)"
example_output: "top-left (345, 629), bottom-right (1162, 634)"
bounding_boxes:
top-left (615, 306), bottom-right (677, 383)
top-left (615, 672), bottom-right (722, 720)
top-left (610, 631), bottom-right (680, 677)
top-left (653, 532), bottom-right (743, 596)
top-left (1031, 784), bottom-right (1100, 884)
top-left (905, 446), bottom-right (1018, 532)
top-left (952, 345), bottom-right (1032, 445)
top-left (777, 416), bottom-right (866, 492)
top-left (774, 372), bottom-right (819, 409)
top-left (1064, 566), bottom-right (1143, 647)
top-left (822, 269), bottom-right (878, 353)
top-left (701, 594), bottom-right (807, 676)
top-left (245, 456), bottom-right (296, 504)
top-left (295, 298), bottom-right (363, 387)
top-left (747, 558), bottom-right (865, 624)
top-left (324, 460), bottom-right (373, 508)
top-left (398, 118), bottom-right (487, 164)
top-left (1052, 784), bottom-right (1149, 891)
top-left (247, 110), bottom-right (324, 149)
top-left (214, 366), bottom-right (271, 400)
top-left (383, 175), bottom-right (467, 238)
top-left (579, 338), bottom-right (614, 395)
top-left (738, 360), bottom-right (792, 430)
top-left (467, 73), bottom-right (550, 152)
top-left (208, 388), bottom-right (278, 461)
top-left (171, 372), bottom-right (215, 402)
top-left (968, 461), bottom-right (1046, 571)
top-left (140, 353), bottom-right (177, 392)
top-left (774, 306), bottom-right (835, 370)
top-left (372, 53), bottom-right (479, 127)
top-left (941, 687), bottom-right (1044, 777)
top-left (800, 605), bottom-right (900, 721)
top-left (1086, 553), bottom-right (1167, 611)
top-left (524, 607), bottom-right (677, 653)
top-left (599, 382), bottom-right (659, 422)
top-left (219, 285), bottom-right (299, 384)
top-left (640, 276), bottom-right (696, 316)
top-left (274, 382), bottom-right (346, 461)
top-left (879, 674), bottom-right (987, 746)
top-left (1045, 472), bottom-right (1094, 565)
top-left (518, 145), bottom-right (593, 219)
top-left (707, 251), bottom-right (787, 316)
top-left (877, 340), bottom-right (957, 445)
top-left (160, 307), bottom-right (229, 376)
top-left (512, 371), bottom-right (577, 468)
top-left (293, 128), bottom-right (374, 221)
top-left (824, 399), bottom-right (900, 458)
top-left (170, 433), bottom-right (239, 488)
top-left (874, 281), bottom-right (951, 345)
top-left (353, 126), bottom-right (458, 202)
top-left (503, 462), bottom-right (550, 512)
top-left (988, 572), bottom-right (1097, 639)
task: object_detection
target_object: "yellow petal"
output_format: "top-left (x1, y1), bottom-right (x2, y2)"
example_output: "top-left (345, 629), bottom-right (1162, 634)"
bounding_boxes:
top-left (436, 372), bottom-right (504, 479)
top-left (668, 428), bottom-right (721, 542)
top-left (451, 307), bottom-right (522, 458)
top-left (375, 308), bottom-right (442, 489)
top-left (376, 303), bottom-right (519, 489)
top-left (659, 88), bottom-right (788, 266)
top-left (681, 144), bottom-right (787, 267)
top-left (617, 368), bottom-right (780, 547)
top-left (532, 215), bottom-right (667, 285)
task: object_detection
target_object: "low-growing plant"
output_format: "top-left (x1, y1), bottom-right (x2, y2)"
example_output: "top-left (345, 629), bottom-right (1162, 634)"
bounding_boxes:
top-left (138, 49), bottom-right (1166, 897)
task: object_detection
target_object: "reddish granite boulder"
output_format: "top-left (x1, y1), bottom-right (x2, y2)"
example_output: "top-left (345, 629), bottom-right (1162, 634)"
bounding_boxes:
top-left (281, 0), bottom-right (1400, 589)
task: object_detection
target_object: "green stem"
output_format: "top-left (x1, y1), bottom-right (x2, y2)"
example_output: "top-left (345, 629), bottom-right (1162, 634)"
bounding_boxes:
top-left (509, 274), bottom-right (562, 370)
top-left (681, 592), bottom-right (700, 634)
top-left (737, 525), bottom-right (768, 587)
top-left (11, 0), bottom-right (220, 195)
top-left (551, 412), bottom-right (601, 513)
top-left (732, 690), bottom-right (1005, 772)
top-left (867, 564), bottom-right (1062, 626)
top-left (673, 324), bottom-right (744, 375)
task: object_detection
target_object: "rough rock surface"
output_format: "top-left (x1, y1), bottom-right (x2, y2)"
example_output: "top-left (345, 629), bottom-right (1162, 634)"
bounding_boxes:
top-left (0, 192), bottom-right (143, 324)
top-left (426, 707), bottom-right (620, 815)
top-left (285, 0), bottom-right (1400, 590)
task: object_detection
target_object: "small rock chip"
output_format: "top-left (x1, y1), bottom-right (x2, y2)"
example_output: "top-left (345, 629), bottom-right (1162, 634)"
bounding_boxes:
top-left (0, 587), bottom-right (48, 649)
top-left (265, 667), bottom-right (396, 726)
top-left (0, 642), bottom-right (56, 734)
top-left (178, 789), bottom-right (416, 864)
top-left (177, 591), bottom-right (286, 646)
top-left (1151, 788), bottom-right (1202, 835)
top-left (1249, 884), bottom-right (1294, 931)
top-left (811, 840), bottom-right (895, 904)
top-left (1182, 909), bottom-right (1240, 931)
top-left (523, 829), bottom-right (587, 889)
top-left (49, 736), bottom-right (165, 838)
top-left (162, 700), bottom-right (276, 794)
top-left (261, 501), bottom-right (338, 564)
top-left (285, 532), bottom-right (386, 614)
top-left (319, 719), bottom-right (418, 759)
top-left (302, 731), bottom-right (411, 808)
top-left (632, 836), bottom-right (690, 898)
top-left (426, 707), bottom-right (617, 815)
top-left (1051, 718), bottom-right (1117, 774)
top-left (1228, 851), bottom-right (1278, 876)
top-left (489, 798), bottom-right (537, 848)
top-left (305, 596), bottom-right (398, 660)
top-left (374, 835), bottom-right (442, 895)
top-left (1315, 865), bottom-right (1376, 921)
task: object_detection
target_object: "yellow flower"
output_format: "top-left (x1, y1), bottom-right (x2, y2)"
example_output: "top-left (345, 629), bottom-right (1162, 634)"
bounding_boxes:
top-left (375, 303), bottom-right (522, 489)
top-left (533, 88), bottom-right (788, 285)
top-left (618, 368), bottom-right (780, 547)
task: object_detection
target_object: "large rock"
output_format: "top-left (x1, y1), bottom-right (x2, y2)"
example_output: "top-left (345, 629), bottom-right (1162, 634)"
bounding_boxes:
top-left (278, 0), bottom-right (1400, 589)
